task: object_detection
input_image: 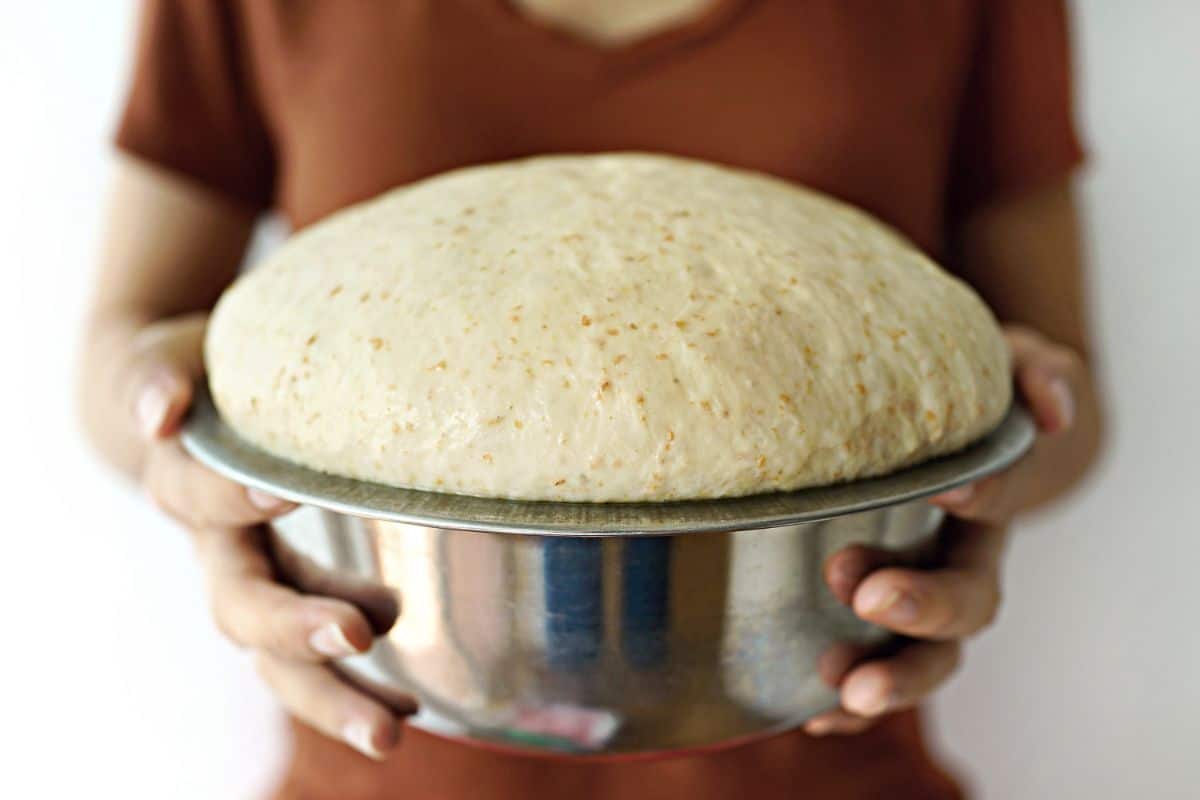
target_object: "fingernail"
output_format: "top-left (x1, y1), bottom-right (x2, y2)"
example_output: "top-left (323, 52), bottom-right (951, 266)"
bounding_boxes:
top-left (857, 585), bottom-right (919, 624)
top-left (136, 382), bottom-right (170, 439)
top-left (931, 484), bottom-right (974, 506)
top-left (343, 719), bottom-right (386, 760)
top-left (1048, 377), bottom-right (1075, 431)
top-left (843, 674), bottom-right (891, 716)
top-left (247, 488), bottom-right (291, 511)
top-left (309, 623), bottom-right (359, 658)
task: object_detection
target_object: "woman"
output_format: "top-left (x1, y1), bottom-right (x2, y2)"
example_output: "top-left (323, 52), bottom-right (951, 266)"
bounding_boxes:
top-left (80, 1), bottom-right (1103, 797)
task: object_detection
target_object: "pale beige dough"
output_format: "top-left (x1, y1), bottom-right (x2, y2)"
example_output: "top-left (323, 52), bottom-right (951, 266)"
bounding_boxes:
top-left (207, 153), bottom-right (1011, 502)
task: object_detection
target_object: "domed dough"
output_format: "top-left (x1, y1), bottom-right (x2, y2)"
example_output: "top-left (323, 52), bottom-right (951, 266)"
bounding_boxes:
top-left (206, 153), bottom-right (1010, 501)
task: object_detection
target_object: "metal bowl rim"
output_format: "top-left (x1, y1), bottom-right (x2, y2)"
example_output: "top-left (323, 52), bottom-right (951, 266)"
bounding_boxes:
top-left (182, 382), bottom-right (1034, 536)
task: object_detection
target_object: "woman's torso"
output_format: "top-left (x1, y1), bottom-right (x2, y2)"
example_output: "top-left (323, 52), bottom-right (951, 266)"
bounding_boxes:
top-left (244, 3), bottom-right (975, 797)
top-left (242, 0), bottom-right (977, 254)
top-left (117, 1), bottom-right (1082, 797)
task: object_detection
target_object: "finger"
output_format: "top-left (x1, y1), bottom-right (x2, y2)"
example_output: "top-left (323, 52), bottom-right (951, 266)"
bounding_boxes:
top-left (841, 641), bottom-right (961, 717)
top-left (144, 440), bottom-right (296, 528)
top-left (273, 543), bottom-right (402, 636)
top-left (126, 313), bottom-right (208, 439)
top-left (255, 653), bottom-right (400, 761)
top-left (852, 565), bottom-right (1001, 639)
top-left (927, 473), bottom-right (1019, 523)
top-left (1006, 328), bottom-right (1080, 435)
top-left (804, 709), bottom-right (875, 737)
top-left (816, 642), bottom-right (872, 688)
top-left (823, 545), bottom-right (893, 605)
top-left (198, 527), bottom-right (374, 662)
top-left (133, 363), bottom-right (193, 440)
top-left (1015, 360), bottom-right (1076, 435)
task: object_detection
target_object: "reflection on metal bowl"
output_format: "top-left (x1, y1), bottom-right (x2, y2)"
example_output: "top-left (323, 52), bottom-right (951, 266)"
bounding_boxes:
top-left (269, 503), bottom-right (942, 754)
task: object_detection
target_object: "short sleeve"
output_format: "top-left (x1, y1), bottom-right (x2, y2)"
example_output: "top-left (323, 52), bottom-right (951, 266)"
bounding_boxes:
top-left (114, 0), bottom-right (275, 209)
top-left (947, 0), bottom-right (1086, 218)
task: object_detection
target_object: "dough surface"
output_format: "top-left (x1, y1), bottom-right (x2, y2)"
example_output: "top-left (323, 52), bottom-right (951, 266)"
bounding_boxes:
top-left (206, 153), bottom-right (1010, 501)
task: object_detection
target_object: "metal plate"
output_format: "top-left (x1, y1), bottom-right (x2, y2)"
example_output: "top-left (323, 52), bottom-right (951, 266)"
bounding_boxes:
top-left (182, 382), bottom-right (1035, 536)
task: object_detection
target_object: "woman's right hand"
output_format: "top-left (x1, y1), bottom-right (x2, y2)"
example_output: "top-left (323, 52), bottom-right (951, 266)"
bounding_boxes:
top-left (128, 313), bottom-right (401, 760)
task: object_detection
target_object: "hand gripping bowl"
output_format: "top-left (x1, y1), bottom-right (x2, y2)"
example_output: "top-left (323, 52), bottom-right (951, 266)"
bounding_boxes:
top-left (183, 383), bottom-right (1033, 756)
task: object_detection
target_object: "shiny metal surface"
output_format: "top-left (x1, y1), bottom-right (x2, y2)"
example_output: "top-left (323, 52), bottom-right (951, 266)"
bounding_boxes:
top-left (182, 383), bottom-right (1035, 535)
top-left (269, 502), bottom-right (943, 754)
top-left (181, 385), bottom-right (1034, 754)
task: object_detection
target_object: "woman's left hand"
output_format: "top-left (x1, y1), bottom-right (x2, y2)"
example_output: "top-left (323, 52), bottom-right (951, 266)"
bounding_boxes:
top-left (805, 325), bottom-right (1084, 735)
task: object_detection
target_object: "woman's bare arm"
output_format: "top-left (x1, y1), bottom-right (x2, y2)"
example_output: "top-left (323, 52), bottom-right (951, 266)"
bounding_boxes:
top-left (952, 179), bottom-right (1105, 512)
top-left (812, 178), bottom-right (1106, 735)
top-left (78, 156), bottom-right (256, 477)
top-left (77, 156), bottom-right (398, 759)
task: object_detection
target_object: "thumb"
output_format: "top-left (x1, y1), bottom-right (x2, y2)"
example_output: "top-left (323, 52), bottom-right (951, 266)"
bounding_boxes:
top-left (1004, 326), bottom-right (1080, 435)
top-left (127, 312), bottom-right (208, 440)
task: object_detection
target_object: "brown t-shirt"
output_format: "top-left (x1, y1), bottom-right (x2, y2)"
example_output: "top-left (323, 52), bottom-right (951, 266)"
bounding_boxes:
top-left (115, 2), bottom-right (1084, 798)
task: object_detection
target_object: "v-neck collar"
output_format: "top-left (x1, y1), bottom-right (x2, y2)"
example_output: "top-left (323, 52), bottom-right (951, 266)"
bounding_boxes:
top-left (480, 0), bottom-right (754, 76)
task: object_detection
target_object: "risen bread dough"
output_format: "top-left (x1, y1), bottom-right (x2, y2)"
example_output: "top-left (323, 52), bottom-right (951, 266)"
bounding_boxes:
top-left (206, 153), bottom-right (1010, 502)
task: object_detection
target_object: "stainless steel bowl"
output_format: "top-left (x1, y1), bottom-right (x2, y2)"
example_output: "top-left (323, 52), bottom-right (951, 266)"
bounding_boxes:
top-left (183, 385), bottom-right (1034, 755)
top-left (268, 503), bottom-right (943, 754)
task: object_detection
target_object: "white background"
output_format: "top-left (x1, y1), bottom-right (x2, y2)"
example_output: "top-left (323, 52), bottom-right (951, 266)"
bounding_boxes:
top-left (3, 3), bottom-right (1197, 798)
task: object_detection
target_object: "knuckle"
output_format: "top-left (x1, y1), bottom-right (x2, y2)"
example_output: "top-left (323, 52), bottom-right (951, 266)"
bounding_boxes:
top-left (256, 594), bottom-right (308, 656)
top-left (233, 592), bottom-right (290, 653)
top-left (925, 597), bottom-right (959, 637)
top-left (265, 617), bottom-right (302, 657)
top-left (908, 579), bottom-right (956, 637)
